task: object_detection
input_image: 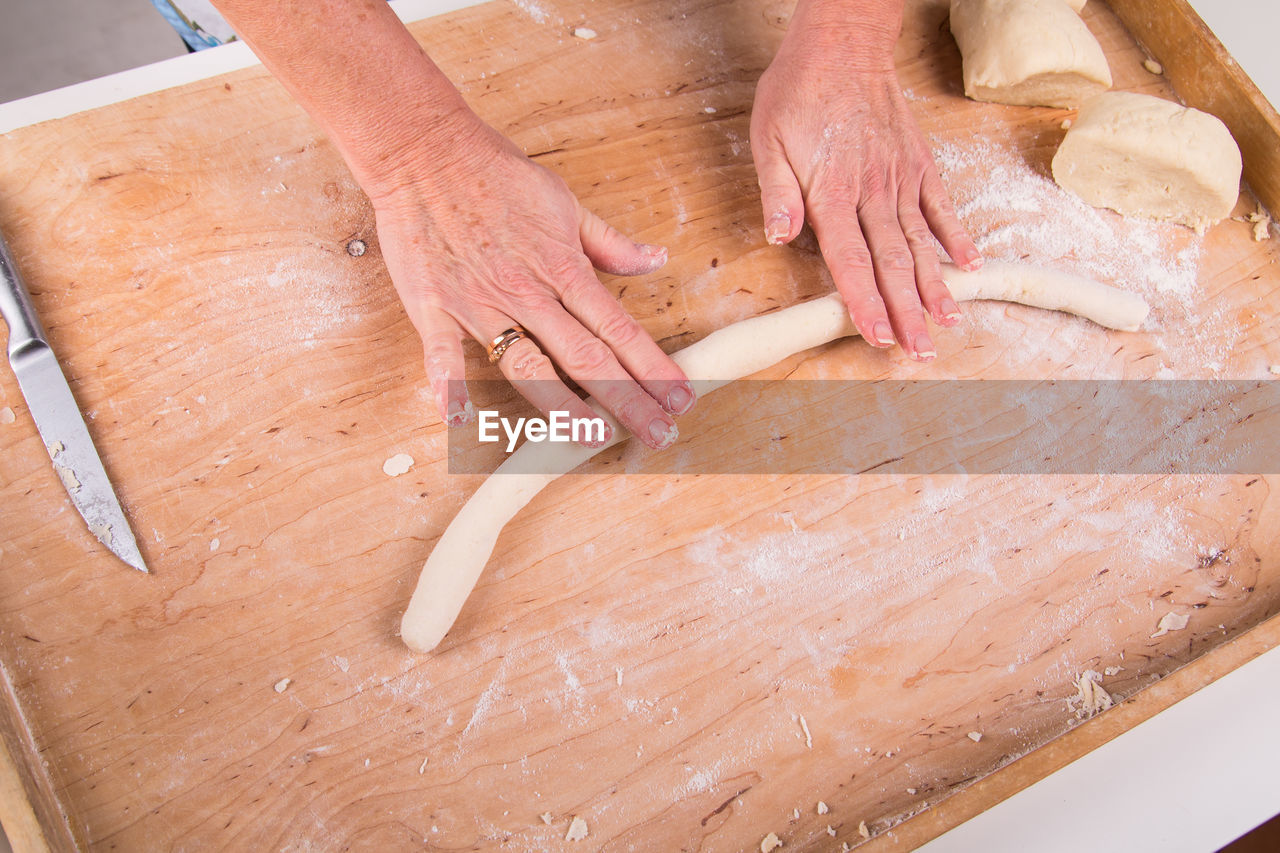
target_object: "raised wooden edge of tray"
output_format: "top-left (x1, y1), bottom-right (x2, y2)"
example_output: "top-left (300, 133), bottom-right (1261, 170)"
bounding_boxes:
top-left (1106, 0), bottom-right (1280, 218)
top-left (0, 664), bottom-right (77, 852)
top-left (871, 611), bottom-right (1280, 850)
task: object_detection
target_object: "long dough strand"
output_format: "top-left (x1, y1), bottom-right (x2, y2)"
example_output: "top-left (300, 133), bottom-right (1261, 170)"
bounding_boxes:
top-left (400, 261), bottom-right (1149, 651)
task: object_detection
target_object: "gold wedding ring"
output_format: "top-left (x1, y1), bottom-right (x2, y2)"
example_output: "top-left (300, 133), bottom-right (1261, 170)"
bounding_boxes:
top-left (486, 326), bottom-right (527, 364)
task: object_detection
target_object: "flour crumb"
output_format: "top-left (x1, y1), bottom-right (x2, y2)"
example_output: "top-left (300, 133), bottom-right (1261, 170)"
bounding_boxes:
top-left (565, 815), bottom-right (589, 841)
top-left (1150, 611), bottom-right (1190, 638)
top-left (1143, 57), bottom-right (1164, 75)
top-left (418, 756), bottom-right (429, 774)
top-left (572, 26), bottom-right (597, 40)
top-left (761, 832), bottom-right (783, 852)
top-left (858, 820), bottom-right (871, 839)
top-left (273, 678), bottom-right (291, 693)
top-left (0, 406), bottom-right (13, 424)
top-left (817, 801), bottom-right (829, 815)
top-left (798, 714), bottom-right (813, 748)
top-left (1068, 670), bottom-right (1114, 719)
top-left (382, 453), bottom-right (414, 476)
top-left (967, 731), bottom-right (983, 743)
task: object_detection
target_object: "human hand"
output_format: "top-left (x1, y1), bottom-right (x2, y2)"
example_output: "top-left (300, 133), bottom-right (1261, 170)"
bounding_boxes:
top-left (749, 2), bottom-right (982, 360)
top-left (369, 116), bottom-right (695, 450)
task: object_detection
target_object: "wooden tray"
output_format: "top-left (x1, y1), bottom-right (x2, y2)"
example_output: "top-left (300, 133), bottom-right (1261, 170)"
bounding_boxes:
top-left (0, 0), bottom-right (1276, 849)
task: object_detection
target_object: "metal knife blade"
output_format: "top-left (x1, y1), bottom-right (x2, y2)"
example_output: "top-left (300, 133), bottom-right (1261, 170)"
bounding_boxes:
top-left (0, 231), bottom-right (148, 573)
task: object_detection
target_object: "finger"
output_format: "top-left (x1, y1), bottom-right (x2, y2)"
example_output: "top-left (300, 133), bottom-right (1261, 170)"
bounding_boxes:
top-left (859, 194), bottom-right (935, 361)
top-left (751, 134), bottom-right (805, 245)
top-left (558, 273), bottom-right (695, 416)
top-left (921, 166), bottom-right (982, 271)
top-left (471, 312), bottom-right (614, 448)
top-left (899, 203), bottom-right (961, 328)
top-left (809, 197), bottom-right (895, 348)
top-left (578, 207), bottom-right (668, 276)
top-left (519, 298), bottom-right (680, 451)
top-left (416, 307), bottom-right (474, 427)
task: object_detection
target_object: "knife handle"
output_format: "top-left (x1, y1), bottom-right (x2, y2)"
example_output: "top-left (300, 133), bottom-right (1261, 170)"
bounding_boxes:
top-left (0, 230), bottom-right (49, 359)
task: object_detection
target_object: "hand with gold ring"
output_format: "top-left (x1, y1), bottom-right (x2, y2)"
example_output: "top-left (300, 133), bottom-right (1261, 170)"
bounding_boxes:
top-left (368, 116), bottom-right (696, 451)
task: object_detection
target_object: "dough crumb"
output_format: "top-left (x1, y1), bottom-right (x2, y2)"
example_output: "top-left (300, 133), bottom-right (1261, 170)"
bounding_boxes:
top-left (1247, 208), bottom-right (1272, 241)
top-left (418, 756), bottom-right (430, 774)
top-left (1150, 611), bottom-right (1190, 638)
top-left (1104, 665), bottom-right (1124, 676)
top-left (615, 667), bottom-right (623, 686)
top-left (703, 106), bottom-right (717, 114)
top-left (565, 816), bottom-right (589, 842)
top-left (47, 440), bottom-right (64, 455)
top-left (572, 26), bottom-right (598, 40)
top-left (210, 538), bottom-right (220, 552)
top-left (274, 678), bottom-right (291, 693)
top-left (827, 825), bottom-right (837, 837)
top-left (798, 714), bottom-right (813, 748)
top-left (1270, 365), bottom-right (1280, 376)
top-left (907, 787), bottom-right (918, 795)
top-left (1068, 670), bottom-right (1114, 719)
top-left (0, 406), bottom-right (14, 424)
top-left (817, 801), bottom-right (829, 815)
top-left (55, 464), bottom-right (81, 493)
top-left (858, 820), bottom-right (871, 839)
top-left (967, 731), bottom-right (983, 742)
top-left (89, 522), bottom-right (113, 545)
top-left (1142, 57), bottom-right (1164, 75)
top-left (382, 453), bottom-right (415, 477)
top-left (1060, 118), bottom-right (1072, 130)
top-left (761, 832), bottom-right (783, 852)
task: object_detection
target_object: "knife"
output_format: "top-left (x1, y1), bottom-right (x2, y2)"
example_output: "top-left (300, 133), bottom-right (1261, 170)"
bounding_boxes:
top-left (0, 230), bottom-right (148, 573)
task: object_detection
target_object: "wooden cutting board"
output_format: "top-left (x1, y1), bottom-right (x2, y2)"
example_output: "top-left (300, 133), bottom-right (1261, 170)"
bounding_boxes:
top-left (1, 0), bottom-right (1277, 849)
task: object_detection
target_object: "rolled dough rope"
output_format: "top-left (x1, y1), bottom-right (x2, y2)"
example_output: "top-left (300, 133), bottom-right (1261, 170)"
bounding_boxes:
top-left (399, 261), bottom-right (1148, 651)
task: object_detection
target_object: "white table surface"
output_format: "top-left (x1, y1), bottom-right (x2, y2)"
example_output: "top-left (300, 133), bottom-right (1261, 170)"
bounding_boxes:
top-left (0, 1), bottom-right (1277, 849)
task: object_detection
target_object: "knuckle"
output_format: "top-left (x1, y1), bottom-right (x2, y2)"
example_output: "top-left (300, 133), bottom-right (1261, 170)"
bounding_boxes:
top-left (505, 344), bottom-right (553, 381)
top-left (830, 244), bottom-right (875, 275)
top-left (595, 310), bottom-right (644, 347)
top-left (877, 246), bottom-right (916, 274)
top-left (561, 336), bottom-right (615, 375)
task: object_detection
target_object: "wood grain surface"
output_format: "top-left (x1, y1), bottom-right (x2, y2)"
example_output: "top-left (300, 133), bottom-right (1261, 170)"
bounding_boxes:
top-left (0, 0), bottom-right (1277, 849)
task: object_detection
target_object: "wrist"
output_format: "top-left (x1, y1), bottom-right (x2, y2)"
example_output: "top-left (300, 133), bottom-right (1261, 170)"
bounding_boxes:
top-left (785, 0), bottom-right (905, 70)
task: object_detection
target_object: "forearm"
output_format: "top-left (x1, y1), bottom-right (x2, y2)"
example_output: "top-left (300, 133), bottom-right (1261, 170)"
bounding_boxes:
top-left (210, 0), bottom-right (476, 193)
top-left (784, 0), bottom-right (906, 69)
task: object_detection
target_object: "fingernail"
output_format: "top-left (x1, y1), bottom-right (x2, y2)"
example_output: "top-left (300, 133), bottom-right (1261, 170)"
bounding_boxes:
top-left (912, 333), bottom-right (936, 361)
top-left (962, 251), bottom-right (983, 271)
top-left (447, 399), bottom-right (474, 428)
top-left (649, 418), bottom-right (678, 449)
top-left (872, 320), bottom-right (895, 346)
top-left (940, 297), bottom-right (962, 324)
top-left (640, 243), bottom-right (668, 263)
top-left (765, 212), bottom-right (791, 245)
top-left (667, 384), bottom-right (695, 415)
top-left (584, 421), bottom-right (613, 447)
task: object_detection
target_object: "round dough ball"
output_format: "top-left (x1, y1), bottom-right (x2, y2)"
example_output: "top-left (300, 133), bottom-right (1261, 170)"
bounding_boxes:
top-left (1051, 91), bottom-right (1242, 231)
top-left (949, 0), bottom-right (1111, 108)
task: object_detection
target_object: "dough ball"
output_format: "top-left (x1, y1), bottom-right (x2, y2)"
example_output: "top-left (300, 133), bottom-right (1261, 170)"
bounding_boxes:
top-left (949, 0), bottom-right (1111, 108)
top-left (1051, 91), bottom-right (1242, 230)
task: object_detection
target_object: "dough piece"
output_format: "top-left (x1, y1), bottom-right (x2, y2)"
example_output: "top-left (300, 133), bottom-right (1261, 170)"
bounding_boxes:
top-left (399, 262), bottom-right (1150, 652)
top-left (1052, 92), bottom-right (1242, 230)
top-left (950, 0), bottom-right (1112, 108)
top-left (383, 453), bottom-right (414, 476)
top-left (565, 816), bottom-right (589, 842)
